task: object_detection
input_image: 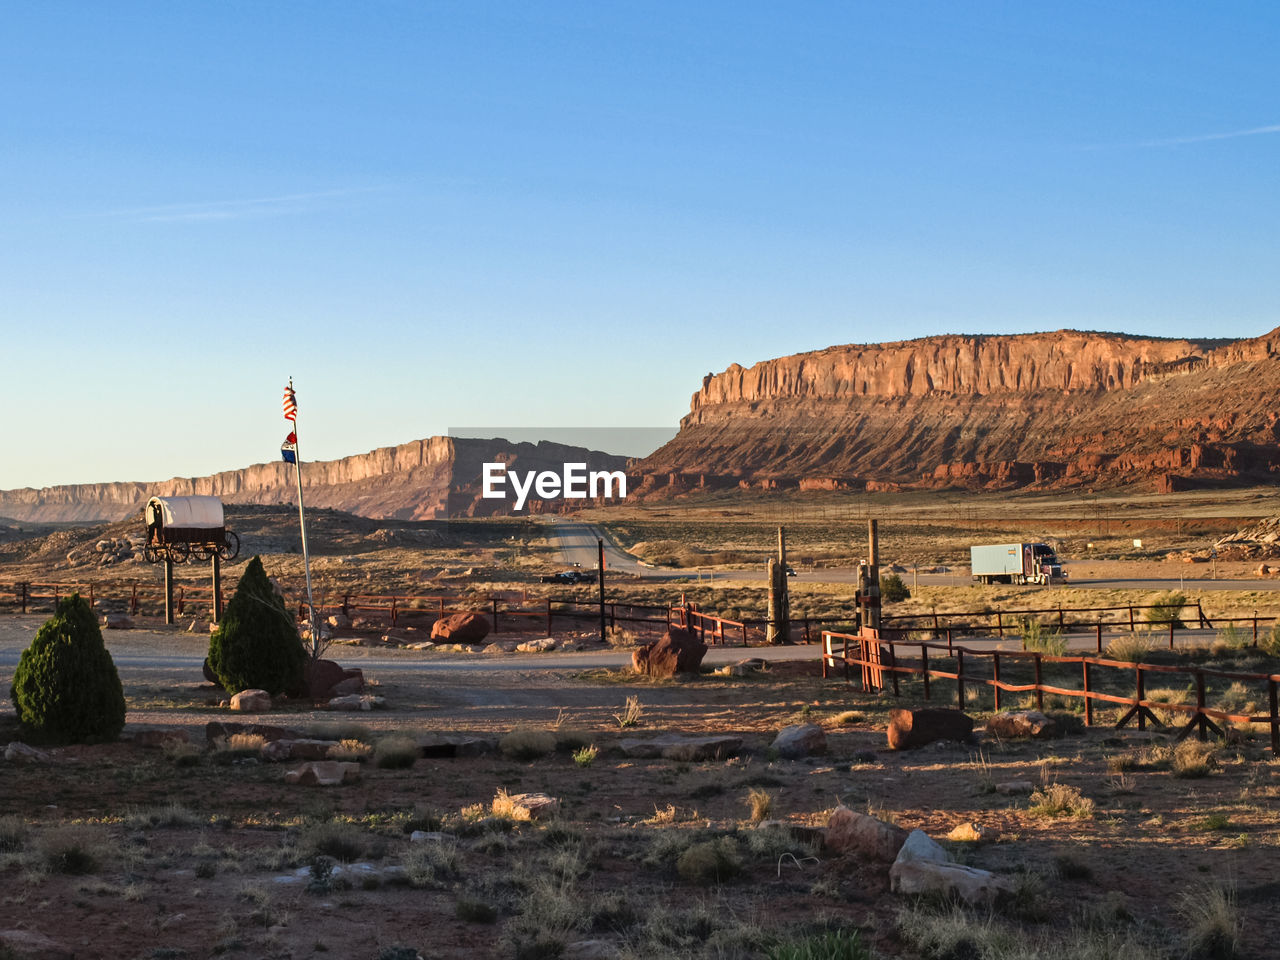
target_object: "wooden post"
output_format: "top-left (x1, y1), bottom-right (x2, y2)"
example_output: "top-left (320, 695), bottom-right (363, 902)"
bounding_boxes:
top-left (1193, 671), bottom-right (1207, 740)
top-left (164, 558), bottom-right (174, 625)
top-left (492, 597), bottom-right (500, 634)
top-left (956, 649), bottom-right (965, 707)
top-left (1169, 617), bottom-right (1175, 650)
top-left (1096, 621), bottom-right (1103, 653)
top-left (993, 652), bottom-right (1002, 711)
top-left (996, 609), bottom-right (1003, 638)
top-left (1083, 661), bottom-right (1093, 726)
top-left (1269, 678), bottom-right (1278, 754)
top-left (767, 557), bottom-right (781, 644)
top-left (1137, 666), bottom-right (1147, 732)
top-left (1034, 654), bottom-right (1044, 711)
top-left (866, 520), bottom-right (881, 632)
top-left (598, 538), bottom-right (607, 645)
top-left (390, 596), bottom-right (398, 626)
top-left (20, 582), bottom-right (27, 614)
top-left (211, 553), bottom-right (222, 624)
top-left (1129, 604), bottom-right (1135, 632)
top-left (546, 598), bottom-right (553, 635)
top-left (921, 644), bottom-right (930, 700)
top-left (130, 583), bottom-right (139, 615)
top-left (887, 641), bottom-right (899, 696)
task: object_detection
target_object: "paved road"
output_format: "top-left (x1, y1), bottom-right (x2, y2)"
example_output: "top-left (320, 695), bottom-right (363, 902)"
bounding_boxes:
top-left (546, 521), bottom-right (1280, 592)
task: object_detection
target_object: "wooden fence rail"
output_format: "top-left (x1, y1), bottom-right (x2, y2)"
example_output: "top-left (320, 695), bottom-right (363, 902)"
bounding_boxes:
top-left (822, 628), bottom-right (1280, 754)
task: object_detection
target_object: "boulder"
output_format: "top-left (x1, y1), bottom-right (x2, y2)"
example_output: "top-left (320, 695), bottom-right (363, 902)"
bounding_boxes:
top-left (283, 761), bottom-right (362, 786)
top-left (516, 637), bottom-right (557, 653)
top-left (416, 735), bottom-right (497, 758)
top-left (202, 657), bottom-right (220, 685)
top-left (894, 828), bottom-right (951, 866)
top-left (483, 641), bottom-right (518, 654)
top-left (410, 831), bottom-right (457, 843)
top-left (986, 710), bottom-right (1058, 740)
top-left (4, 742), bottom-right (52, 763)
top-left (824, 806), bottom-right (908, 861)
top-left (430, 612), bottom-right (491, 643)
top-left (303, 659), bottom-right (349, 699)
top-left (631, 627), bottom-right (707, 677)
top-left (327, 612), bottom-right (352, 630)
top-left (230, 689), bottom-right (273, 712)
top-left (323, 694), bottom-right (386, 711)
top-left (890, 859), bottom-right (1010, 906)
top-left (771, 723), bottom-right (827, 759)
top-left (617, 735), bottom-right (742, 761)
top-left (329, 676), bottom-right (364, 697)
top-left (947, 822), bottom-right (996, 843)
top-left (103, 612), bottom-right (134, 630)
top-left (499, 792), bottom-right (560, 820)
top-left (886, 707), bottom-right (973, 750)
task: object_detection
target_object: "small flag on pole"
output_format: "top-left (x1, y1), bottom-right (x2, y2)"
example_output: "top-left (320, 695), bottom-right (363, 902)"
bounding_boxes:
top-left (281, 434), bottom-right (297, 464)
top-left (283, 384), bottom-right (297, 421)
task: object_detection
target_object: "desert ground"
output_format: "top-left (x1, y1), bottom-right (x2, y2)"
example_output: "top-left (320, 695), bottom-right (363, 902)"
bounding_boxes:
top-left (2, 487), bottom-right (1280, 959)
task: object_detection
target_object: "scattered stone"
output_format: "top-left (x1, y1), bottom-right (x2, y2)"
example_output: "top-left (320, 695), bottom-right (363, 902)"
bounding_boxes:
top-left (4, 742), bottom-right (52, 763)
top-left (986, 710), bottom-right (1059, 740)
top-left (483, 641), bottom-right (518, 654)
top-left (324, 694), bottom-right (386, 712)
top-left (947, 822), bottom-right (995, 843)
top-left (283, 761), bottom-right (362, 786)
top-left (405, 641), bottom-right (436, 651)
top-left (260, 739), bottom-right (340, 763)
top-left (327, 612), bottom-right (352, 630)
top-left (631, 626), bottom-right (707, 677)
top-left (0, 928), bottom-right (75, 959)
top-left (303, 659), bottom-right (360, 700)
top-left (558, 639), bottom-right (579, 652)
top-left (500, 791), bottom-right (560, 820)
top-left (273, 861), bottom-right (405, 885)
top-left (430, 611), bottom-right (491, 643)
top-left (230, 689), bottom-right (273, 712)
top-left (617, 734), bottom-right (742, 761)
top-left (103, 612), bottom-right (134, 629)
top-left (516, 637), bottom-right (557, 653)
top-left (131, 729), bottom-right (191, 749)
top-left (329, 676), bottom-right (364, 697)
top-left (996, 780), bottom-right (1035, 795)
top-left (886, 707), bottom-right (974, 750)
top-left (205, 721), bottom-right (301, 745)
top-left (824, 806), bottom-right (908, 860)
top-left (772, 723), bottom-right (827, 759)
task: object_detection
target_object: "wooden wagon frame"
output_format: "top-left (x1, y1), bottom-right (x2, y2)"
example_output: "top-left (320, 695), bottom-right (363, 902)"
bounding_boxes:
top-left (144, 496), bottom-right (240, 564)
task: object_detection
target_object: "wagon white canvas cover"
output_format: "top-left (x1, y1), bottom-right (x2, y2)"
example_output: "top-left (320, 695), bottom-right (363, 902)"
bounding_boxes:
top-left (146, 495), bottom-right (224, 530)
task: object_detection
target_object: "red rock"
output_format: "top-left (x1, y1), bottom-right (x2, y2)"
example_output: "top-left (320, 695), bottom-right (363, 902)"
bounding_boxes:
top-left (631, 627), bottom-right (707, 677)
top-left (985, 711), bottom-right (1058, 740)
top-left (825, 806), bottom-right (908, 860)
top-left (886, 708), bottom-right (973, 750)
top-left (303, 659), bottom-right (357, 699)
top-left (430, 612), bottom-right (491, 643)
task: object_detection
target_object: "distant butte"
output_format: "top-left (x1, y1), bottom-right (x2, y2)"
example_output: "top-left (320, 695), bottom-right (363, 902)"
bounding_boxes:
top-left (634, 327), bottom-right (1280, 496)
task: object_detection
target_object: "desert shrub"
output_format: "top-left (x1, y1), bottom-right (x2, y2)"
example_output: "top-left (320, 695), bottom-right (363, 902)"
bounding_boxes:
top-left (499, 729), bottom-right (557, 760)
top-left (572, 744), bottom-right (598, 768)
top-left (1027, 783), bottom-right (1094, 819)
top-left (828, 710), bottom-right (865, 726)
top-left (299, 819), bottom-right (365, 862)
top-left (10, 594), bottom-right (126, 745)
top-left (0, 815), bottom-right (28, 852)
top-left (745, 787), bottom-right (774, 824)
top-left (1179, 880), bottom-right (1241, 960)
top-left (1261, 621), bottom-right (1280, 658)
top-left (614, 695), bottom-right (644, 728)
top-left (374, 735), bottom-right (419, 769)
top-left (327, 739), bottom-right (373, 761)
top-left (42, 825), bottom-right (101, 875)
top-left (766, 930), bottom-right (872, 960)
top-left (676, 837), bottom-right (741, 884)
top-left (402, 839), bottom-right (460, 889)
top-left (1215, 623), bottom-right (1250, 654)
top-left (1019, 618), bottom-right (1067, 656)
top-left (207, 556), bottom-right (306, 696)
top-left (1172, 740), bottom-right (1217, 779)
top-left (163, 739), bottom-right (202, 767)
top-left (605, 626), bottom-right (638, 648)
top-left (455, 895), bottom-right (498, 923)
top-left (880, 574), bottom-right (910, 603)
top-left (1144, 592), bottom-right (1186, 631)
top-left (1106, 634), bottom-right (1152, 663)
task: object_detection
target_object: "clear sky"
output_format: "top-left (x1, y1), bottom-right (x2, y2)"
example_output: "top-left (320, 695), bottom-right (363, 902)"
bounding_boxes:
top-left (2, 2), bottom-right (1277, 489)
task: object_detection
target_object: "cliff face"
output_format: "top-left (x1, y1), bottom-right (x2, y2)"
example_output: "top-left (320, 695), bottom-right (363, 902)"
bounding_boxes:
top-left (0, 437), bottom-right (627, 523)
top-left (640, 328), bottom-right (1280, 493)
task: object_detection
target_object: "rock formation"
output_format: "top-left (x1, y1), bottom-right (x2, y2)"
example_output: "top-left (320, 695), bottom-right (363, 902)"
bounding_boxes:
top-left (638, 327), bottom-right (1280, 493)
top-left (0, 437), bottom-right (627, 523)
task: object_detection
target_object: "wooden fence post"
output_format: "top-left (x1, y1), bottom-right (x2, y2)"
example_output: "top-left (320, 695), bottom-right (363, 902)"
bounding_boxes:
top-left (1034, 654), bottom-right (1044, 711)
top-left (1129, 604), bottom-right (1135, 632)
top-left (546, 599), bottom-right (553, 635)
top-left (1270, 678), bottom-right (1279, 754)
top-left (1083, 661), bottom-right (1093, 726)
top-left (1096, 621), bottom-right (1103, 653)
top-left (993, 652), bottom-right (1002, 711)
top-left (1136, 666), bottom-right (1147, 732)
top-left (996, 609), bottom-right (1003, 638)
top-left (1169, 618), bottom-right (1175, 650)
top-left (956, 649), bottom-right (965, 708)
top-left (390, 597), bottom-right (398, 627)
top-left (492, 597), bottom-right (499, 634)
top-left (887, 641), bottom-right (899, 696)
top-left (921, 644), bottom-right (930, 700)
top-left (21, 582), bottom-right (28, 614)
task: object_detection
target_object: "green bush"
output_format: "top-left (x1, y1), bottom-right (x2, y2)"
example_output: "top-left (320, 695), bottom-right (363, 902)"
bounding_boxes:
top-left (10, 594), bottom-right (126, 745)
top-left (880, 574), bottom-right (910, 603)
top-left (207, 556), bottom-right (306, 696)
top-left (676, 837), bottom-right (741, 884)
top-left (766, 930), bottom-right (872, 960)
top-left (1144, 592), bottom-right (1186, 630)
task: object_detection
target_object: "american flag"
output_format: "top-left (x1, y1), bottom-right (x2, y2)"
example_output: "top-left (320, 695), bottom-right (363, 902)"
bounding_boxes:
top-left (283, 385), bottom-right (297, 421)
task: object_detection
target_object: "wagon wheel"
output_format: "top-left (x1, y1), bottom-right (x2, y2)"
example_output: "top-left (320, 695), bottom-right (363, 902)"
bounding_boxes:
top-left (192, 541), bottom-right (213, 562)
top-left (218, 531), bottom-right (241, 562)
top-left (143, 543), bottom-right (163, 565)
top-left (167, 541), bottom-right (191, 564)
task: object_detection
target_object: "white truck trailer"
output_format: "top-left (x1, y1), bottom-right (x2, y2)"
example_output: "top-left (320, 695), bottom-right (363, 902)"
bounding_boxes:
top-left (970, 542), bottom-right (1065, 585)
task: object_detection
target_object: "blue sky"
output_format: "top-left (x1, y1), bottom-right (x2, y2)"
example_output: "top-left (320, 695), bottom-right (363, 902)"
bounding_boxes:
top-left (2, 2), bottom-right (1277, 488)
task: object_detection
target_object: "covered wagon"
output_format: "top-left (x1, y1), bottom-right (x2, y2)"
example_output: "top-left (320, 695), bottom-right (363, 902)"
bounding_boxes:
top-left (144, 495), bottom-right (240, 563)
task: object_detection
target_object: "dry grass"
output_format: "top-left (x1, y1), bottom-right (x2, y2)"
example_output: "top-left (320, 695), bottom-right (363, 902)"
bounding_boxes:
top-left (1105, 633), bottom-right (1152, 663)
top-left (1028, 783), bottom-right (1095, 819)
top-left (1172, 740), bottom-right (1218, 779)
top-left (327, 738), bottom-right (373, 761)
top-left (373, 735), bottom-right (419, 769)
top-left (1178, 879), bottom-right (1241, 959)
top-left (613, 695), bottom-right (644, 728)
top-left (745, 787), bottom-right (774, 825)
top-left (498, 728), bottom-right (557, 760)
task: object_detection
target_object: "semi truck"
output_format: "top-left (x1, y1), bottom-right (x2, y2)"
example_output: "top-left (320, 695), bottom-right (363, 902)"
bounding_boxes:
top-left (970, 542), bottom-right (1065, 585)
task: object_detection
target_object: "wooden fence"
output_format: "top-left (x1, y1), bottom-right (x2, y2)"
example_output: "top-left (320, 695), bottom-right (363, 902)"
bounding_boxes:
top-left (822, 627), bottom-right (1280, 753)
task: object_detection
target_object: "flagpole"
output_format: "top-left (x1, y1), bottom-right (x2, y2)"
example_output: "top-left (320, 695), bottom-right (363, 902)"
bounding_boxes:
top-left (286, 377), bottom-right (320, 657)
